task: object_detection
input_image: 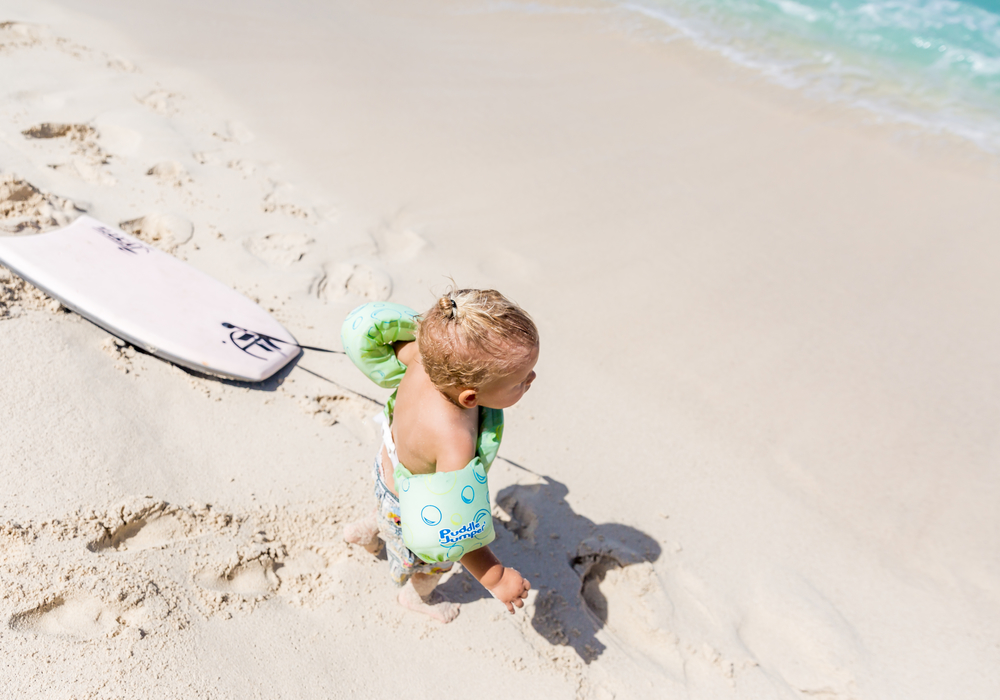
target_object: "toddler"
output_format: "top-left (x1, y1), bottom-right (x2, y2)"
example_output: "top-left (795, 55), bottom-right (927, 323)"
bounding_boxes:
top-left (343, 288), bottom-right (538, 623)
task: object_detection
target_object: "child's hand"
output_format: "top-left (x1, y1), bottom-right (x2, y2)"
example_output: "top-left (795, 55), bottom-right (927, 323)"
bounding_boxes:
top-left (487, 566), bottom-right (531, 614)
top-left (461, 547), bottom-right (531, 614)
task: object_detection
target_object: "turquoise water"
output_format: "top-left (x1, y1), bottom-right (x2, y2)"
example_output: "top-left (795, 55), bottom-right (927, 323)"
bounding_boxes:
top-left (617, 0), bottom-right (1000, 151)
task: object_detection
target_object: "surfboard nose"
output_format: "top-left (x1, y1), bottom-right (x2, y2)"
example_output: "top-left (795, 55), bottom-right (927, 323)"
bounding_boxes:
top-left (0, 215), bottom-right (299, 382)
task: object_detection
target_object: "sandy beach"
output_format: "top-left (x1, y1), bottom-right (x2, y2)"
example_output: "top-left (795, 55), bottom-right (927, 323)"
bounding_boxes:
top-left (2, 0), bottom-right (999, 698)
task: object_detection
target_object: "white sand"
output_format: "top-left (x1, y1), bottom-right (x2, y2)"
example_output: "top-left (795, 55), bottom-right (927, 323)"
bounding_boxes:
top-left (2, 0), bottom-right (999, 698)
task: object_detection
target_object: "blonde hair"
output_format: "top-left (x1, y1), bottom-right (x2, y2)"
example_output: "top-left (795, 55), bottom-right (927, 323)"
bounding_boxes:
top-left (418, 288), bottom-right (538, 392)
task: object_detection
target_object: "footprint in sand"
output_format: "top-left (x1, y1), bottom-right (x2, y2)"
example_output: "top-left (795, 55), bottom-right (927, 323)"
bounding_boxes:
top-left (494, 478), bottom-right (664, 666)
top-left (119, 212), bottom-right (194, 254)
top-left (194, 549), bottom-right (280, 597)
top-left (87, 501), bottom-right (205, 553)
top-left (22, 122), bottom-right (94, 141)
top-left (572, 539), bottom-right (682, 671)
top-left (49, 160), bottom-right (117, 186)
top-left (146, 160), bottom-right (191, 187)
top-left (192, 150), bottom-right (223, 166)
top-left (370, 213), bottom-right (428, 260)
top-left (300, 394), bottom-right (372, 427)
top-left (499, 491), bottom-right (659, 629)
top-left (0, 174), bottom-right (85, 234)
top-left (227, 159), bottom-right (257, 178)
top-left (261, 183), bottom-right (313, 220)
top-left (9, 596), bottom-right (118, 639)
top-left (497, 490), bottom-right (540, 544)
top-left (137, 89), bottom-right (178, 115)
top-left (106, 56), bottom-right (136, 72)
top-left (572, 537), bottom-right (649, 624)
top-left (0, 21), bottom-right (48, 48)
top-left (274, 549), bottom-right (328, 581)
top-left (245, 232), bottom-right (313, 267)
top-left (316, 262), bottom-right (392, 302)
top-left (22, 122), bottom-right (115, 186)
top-left (272, 549), bottom-right (334, 606)
top-left (300, 393), bottom-right (378, 444)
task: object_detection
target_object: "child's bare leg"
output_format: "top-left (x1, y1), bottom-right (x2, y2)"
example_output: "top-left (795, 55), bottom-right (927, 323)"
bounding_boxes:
top-left (343, 511), bottom-right (382, 555)
top-left (398, 573), bottom-right (460, 623)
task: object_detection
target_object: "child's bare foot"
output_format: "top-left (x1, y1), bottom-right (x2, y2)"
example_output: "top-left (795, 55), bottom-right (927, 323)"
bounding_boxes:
top-left (398, 573), bottom-right (461, 623)
top-left (343, 513), bottom-right (382, 555)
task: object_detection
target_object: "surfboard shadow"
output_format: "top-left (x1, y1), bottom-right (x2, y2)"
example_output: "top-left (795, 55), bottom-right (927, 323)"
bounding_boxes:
top-left (117, 332), bottom-right (383, 402)
top-left (168, 348), bottom-right (302, 392)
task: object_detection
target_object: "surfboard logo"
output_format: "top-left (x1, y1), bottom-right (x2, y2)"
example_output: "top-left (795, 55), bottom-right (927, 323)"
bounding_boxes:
top-left (221, 322), bottom-right (289, 360)
top-left (94, 226), bottom-right (151, 255)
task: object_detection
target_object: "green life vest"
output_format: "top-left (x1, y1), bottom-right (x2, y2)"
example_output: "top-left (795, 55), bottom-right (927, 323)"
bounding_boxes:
top-left (341, 302), bottom-right (503, 563)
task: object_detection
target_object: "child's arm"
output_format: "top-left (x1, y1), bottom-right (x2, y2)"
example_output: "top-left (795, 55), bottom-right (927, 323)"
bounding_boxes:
top-left (461, 546), bottom-right (531, 614)
top-left (393, 340), bottom-right (418, 365)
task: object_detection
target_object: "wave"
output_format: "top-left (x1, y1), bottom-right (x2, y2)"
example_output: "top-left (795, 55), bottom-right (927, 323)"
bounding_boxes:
top-left (614, 0), bottom-right (1000, 153)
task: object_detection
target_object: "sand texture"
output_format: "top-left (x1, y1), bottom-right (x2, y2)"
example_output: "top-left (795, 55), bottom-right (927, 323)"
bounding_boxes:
top-left (2, 1), bottom-right (999, 698)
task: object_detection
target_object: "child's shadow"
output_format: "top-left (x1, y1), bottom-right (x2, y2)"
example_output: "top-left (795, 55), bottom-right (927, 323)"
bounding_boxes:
top-left (440, 472), bottom-right (662, 664)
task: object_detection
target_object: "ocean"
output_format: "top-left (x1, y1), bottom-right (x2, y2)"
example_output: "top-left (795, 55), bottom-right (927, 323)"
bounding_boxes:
top-left (613, 0), bottom-right (1000, 153)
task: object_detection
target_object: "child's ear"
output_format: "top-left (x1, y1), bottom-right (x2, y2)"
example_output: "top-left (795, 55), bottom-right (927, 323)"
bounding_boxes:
top-left (458, 389), bottom-right (479, 408)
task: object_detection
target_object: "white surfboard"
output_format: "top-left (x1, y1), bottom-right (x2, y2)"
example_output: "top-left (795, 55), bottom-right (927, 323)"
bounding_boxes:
top-left (0, 215), bottom-right (299, 382)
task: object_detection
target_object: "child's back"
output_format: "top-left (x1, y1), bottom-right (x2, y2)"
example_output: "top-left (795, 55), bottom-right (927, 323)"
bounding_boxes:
top-left (380, 340), bottom-right (480, 490)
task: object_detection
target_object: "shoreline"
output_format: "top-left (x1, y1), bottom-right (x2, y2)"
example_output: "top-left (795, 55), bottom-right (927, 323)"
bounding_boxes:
top-left (604, 0), bottom-right (1000, 162)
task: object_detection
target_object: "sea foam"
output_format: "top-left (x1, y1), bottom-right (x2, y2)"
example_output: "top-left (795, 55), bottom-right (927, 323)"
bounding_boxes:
top-left (615, 0), bottom-right (1000, 153)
